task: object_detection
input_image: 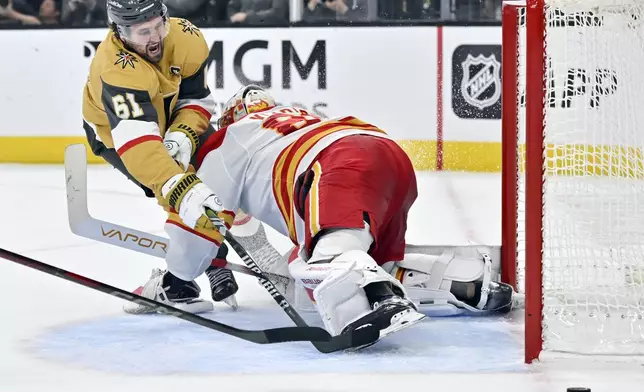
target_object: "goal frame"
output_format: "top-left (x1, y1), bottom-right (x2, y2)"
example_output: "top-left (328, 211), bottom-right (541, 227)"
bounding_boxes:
top-left (501, 0), bottom-right (546, 364)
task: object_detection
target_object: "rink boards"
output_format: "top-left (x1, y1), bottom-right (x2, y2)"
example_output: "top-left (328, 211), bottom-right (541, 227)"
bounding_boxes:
top-left (0, 26), bottom-right (499, 171)
top-left (1, 25), bottom-right (633, 174)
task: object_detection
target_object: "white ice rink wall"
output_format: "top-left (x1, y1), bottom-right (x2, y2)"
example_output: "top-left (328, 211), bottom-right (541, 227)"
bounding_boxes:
top-left (0, 25), bottom-right (505, 170)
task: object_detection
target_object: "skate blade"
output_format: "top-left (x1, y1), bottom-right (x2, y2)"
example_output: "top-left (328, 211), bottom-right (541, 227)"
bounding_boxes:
top-left (175, 300), bottom-right (214, 314)
top-left (223, 295), bottom-right (239, 310)
top-left (379, 309), bottom-right (427, 339)
top-left (123, 298), bottom-right (214, 315)
top-left (345, 310), bottom-right (428, 352)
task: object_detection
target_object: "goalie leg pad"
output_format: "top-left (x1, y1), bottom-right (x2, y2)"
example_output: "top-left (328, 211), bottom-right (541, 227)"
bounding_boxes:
top-left (390, 247), bottom-right (505, 313)
top-left (287, 223), bottom-right (376, 292)
top-left (307, 224), bottom-right (374, 263)
top-left (311, 261), bottom-right (372, 336)
top-left (290, 249), bottom-right (409, 336)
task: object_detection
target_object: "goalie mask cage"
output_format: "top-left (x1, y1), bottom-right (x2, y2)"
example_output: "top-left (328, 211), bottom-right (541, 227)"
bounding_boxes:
top-left (501, 0), bottom-right (644, 363)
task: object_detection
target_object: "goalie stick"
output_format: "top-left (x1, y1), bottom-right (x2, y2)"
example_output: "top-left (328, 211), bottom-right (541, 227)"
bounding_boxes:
top-left (0, 247), bottom-right (377, 350)
top-left (63, 143), bottom-right (379, 352)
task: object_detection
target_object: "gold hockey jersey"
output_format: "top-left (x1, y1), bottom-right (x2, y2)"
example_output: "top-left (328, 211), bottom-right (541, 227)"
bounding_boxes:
top-left (82, 18), bottom-right (215, 199)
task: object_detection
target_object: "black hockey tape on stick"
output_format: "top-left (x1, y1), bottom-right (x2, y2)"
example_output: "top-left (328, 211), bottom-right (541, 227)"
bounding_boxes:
top-left (0, 247), bottom-right (368, 350)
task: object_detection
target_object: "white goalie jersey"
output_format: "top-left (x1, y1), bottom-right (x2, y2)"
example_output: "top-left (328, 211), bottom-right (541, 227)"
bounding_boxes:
top-left (194, 106), bottom-right (391, 245)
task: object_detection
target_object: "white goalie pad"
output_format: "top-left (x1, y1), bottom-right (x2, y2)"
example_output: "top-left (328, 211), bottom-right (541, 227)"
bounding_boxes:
top-left (306, 224), bottom-right (375, 263)
top-left (387, 247), bottom-right (494, 316)
top-left (404, 244), bottom-right (502, 279)
top-left (290, 250), bottom-right (407, 336)
top-left (230, 213), bottom-right (507, 317)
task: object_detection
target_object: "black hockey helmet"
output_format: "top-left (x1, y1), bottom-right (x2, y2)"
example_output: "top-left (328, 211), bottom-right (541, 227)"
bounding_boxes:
top-left (107, 0), bottom-right (167, 27)
top-left (107, 0), bottom-right (170, 47)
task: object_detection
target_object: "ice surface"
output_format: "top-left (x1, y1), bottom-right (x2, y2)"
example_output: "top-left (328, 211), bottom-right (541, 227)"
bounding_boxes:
top-left (1, 165), bottom-right (643, 392)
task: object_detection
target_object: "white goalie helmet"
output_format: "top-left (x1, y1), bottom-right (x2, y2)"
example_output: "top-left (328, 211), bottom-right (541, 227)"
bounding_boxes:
top-left (217, 85), bottom-right (276, 129)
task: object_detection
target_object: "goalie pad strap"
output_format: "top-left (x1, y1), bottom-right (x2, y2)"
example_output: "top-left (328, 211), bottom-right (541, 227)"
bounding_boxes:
top-left (427, 250), bottom-right (454, 290)
top-left (394, 247), bottom-right (492, 310)
top-left (476, 251), bottom-right (493, 309)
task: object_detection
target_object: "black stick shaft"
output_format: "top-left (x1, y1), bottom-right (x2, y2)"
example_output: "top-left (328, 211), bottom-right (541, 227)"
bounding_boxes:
top-left (0, 247), bottom-right (332, 345)
top-left (224, 232), bottom-right (309, 326)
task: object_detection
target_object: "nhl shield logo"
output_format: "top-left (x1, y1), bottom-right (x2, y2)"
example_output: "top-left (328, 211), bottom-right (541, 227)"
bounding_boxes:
top-left (460, 54), bottom-right (501, 110)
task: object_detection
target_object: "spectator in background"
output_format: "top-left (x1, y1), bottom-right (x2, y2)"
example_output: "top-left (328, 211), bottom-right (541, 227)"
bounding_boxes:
top-left (1, 0), bottom-right (41, 24)
top-left (303, 0), bottom-right (369, 21)
top-left (421, 0), bottom-right (439, 19)
top-left (208, 0), bottom-right (229, 23)
top-left (165, 0), bottom-right (207, 17)
top-left (378, 0), bottom-right (423, 20)
top-left (227, 0), bottom-right (288, 24)
top-left (0, 0), bottom-right (60, 24)
top-left (38, 0), bottom-right (59, 23)
top-left (453, 0), bottom-right (501, 21)
top-left (482, 0), bottom-right (502, 20)
top-left (60, 0), bottom-right (106, 25)
top-left (164, 0), bottom-right (212, 24)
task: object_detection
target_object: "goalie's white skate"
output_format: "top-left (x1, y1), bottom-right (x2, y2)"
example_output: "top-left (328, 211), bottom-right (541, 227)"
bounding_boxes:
top-left (342, 296), bottom-right (427, 351)
top-left (124, 269), bottom-right (214, 315)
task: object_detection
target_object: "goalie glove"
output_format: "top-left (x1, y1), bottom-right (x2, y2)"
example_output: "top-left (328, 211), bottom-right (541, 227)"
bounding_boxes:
top-left (161, 173), bottom-right (227, 235)
top-left (164, 124), bottom-right (199, 171)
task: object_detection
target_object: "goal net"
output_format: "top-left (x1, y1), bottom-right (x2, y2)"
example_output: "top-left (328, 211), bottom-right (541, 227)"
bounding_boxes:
top-left (501, 0), bottom-right (644, 362)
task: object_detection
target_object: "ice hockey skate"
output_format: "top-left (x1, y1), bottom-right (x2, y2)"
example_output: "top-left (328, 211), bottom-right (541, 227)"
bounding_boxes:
top-left (123, 268), bottom-right (214, 315)
top-left (340, 282), bottom-right (427, 350)
top-left (205, 265), bottom-right (239, 309)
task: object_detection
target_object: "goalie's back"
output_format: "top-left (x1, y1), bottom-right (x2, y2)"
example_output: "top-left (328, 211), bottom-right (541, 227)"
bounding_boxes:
top-left (195, 105), bottom-right (391, 241)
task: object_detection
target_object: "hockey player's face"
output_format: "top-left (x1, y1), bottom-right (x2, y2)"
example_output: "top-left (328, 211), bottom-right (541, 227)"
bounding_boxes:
top-left (127, 17), bottom-right (168, 63)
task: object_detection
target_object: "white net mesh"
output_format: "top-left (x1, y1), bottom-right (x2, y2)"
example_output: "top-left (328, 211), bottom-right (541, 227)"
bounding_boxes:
top-left (515, 0), bottom-right (644, 355)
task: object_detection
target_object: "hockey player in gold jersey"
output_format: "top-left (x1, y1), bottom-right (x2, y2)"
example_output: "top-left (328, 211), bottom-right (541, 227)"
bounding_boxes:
top-left (82, 0), bottom-right (238, 314)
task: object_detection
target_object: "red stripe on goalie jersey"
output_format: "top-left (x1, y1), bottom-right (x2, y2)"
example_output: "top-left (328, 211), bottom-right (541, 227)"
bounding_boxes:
top-left (271, 117), bottom-right (386, 243)
top-left (194, 126), bottom-right (228, 169)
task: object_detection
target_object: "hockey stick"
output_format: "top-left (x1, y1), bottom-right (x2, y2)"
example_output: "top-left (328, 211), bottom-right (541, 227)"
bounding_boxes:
top-left (0, 247), bottom-right (331, 346)
top-left (64, 144), bottom-right (281, 282)
top-left (212, 215), bottom-right (365, 353)
top-left (63, 144), bottom-right (379, 352)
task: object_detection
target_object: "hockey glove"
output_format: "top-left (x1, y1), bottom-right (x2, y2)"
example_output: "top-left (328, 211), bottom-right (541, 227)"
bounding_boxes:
top-left (161, 173), bottom-right (227, 235)
top-left (164, 124), bottom-right (199, 171)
